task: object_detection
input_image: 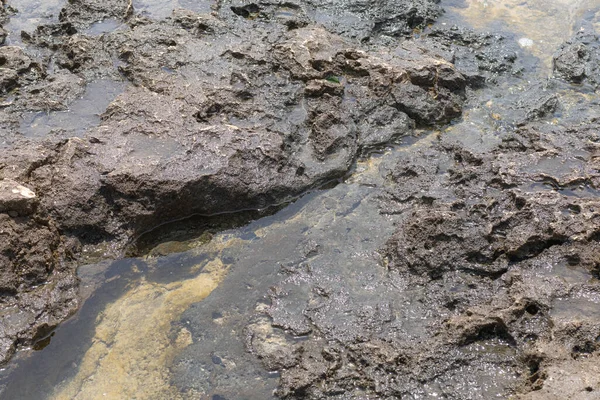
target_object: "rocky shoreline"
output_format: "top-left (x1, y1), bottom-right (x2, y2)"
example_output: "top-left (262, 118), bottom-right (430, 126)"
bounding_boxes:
top-left (1, 0), bottom-right (465, 366)
top-left (1, 0), bottom-right (600, 398)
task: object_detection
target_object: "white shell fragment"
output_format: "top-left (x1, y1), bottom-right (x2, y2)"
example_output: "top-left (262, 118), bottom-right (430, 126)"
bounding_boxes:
top-left (518, 37), bottom-right (534, 48)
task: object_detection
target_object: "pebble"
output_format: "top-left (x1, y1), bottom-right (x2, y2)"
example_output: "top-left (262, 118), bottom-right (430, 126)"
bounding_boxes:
top-left (518, 37), bottom-right (534, 48)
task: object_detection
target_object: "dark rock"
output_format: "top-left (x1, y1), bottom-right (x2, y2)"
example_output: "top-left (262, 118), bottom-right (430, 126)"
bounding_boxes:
top-left (0, 213), bottom-right (79, 365)
top-left (247, 101), bottom-right (600, 398)
top-left (553, 32), bottom-right (600, 87)
top-left (20, 70), bottom-right (85, 111)
top-left (0, 3), bottom-right (466, 366)
top-left (0, 27), bottom-right (7, 45)
top-left (0, 68), bottom-right (18, 93)
top-left (521, 92), bottom-right (560, 123)
top-left (0, 47), bottom-right (32, 72)
top-left (1, 23), bottom-right (466, 242)
top-left (58, 0), bottom-right (133, 29)
top-left (425, 26), bottom-right (524, 87)
top-left (221, 0), bottom-right (442, 42)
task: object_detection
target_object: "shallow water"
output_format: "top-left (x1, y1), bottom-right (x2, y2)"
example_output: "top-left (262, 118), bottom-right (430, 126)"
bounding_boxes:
top-left (2, 0), bottom-right (600, 398)
top-left (0, 143), bottom-right (402, 398)
top-left (4, 0), bottom-right (63, 45)
top-left (133, 0), bottom-right (214, 19)
top-left (84, 19), bottom-right (126, 36)
top-left (441, 0), bottom-right (600, 69)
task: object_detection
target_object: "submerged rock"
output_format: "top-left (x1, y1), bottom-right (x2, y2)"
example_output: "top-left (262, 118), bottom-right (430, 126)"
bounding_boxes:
top-left (58, 0), bottom-right (133, 29)
top-left (220, 0), bottom-right (442, 42)
top-left (424, 26), bottom-right (525, 87)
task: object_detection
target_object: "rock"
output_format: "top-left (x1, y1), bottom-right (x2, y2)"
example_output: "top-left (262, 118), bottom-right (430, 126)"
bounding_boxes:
top-left (1, 23), bottom-right (465, 242)
top-left (0, 27), bottom-right (7, 45)
top-left (1, 0), bottom-right (599, 397)
top-left (0, 47), bottom-right (32, 72)
top-left (0, 179), bottom-right (38, 216)
top-left (20, 70), bottom-right (86, 111)
top-left (0, 4), bottom-right (466, 366)
top-left (58, 0), bottom-right (133, 29)
top-left (424, 26), bottom-right (524, 87)
top-left (0, 68), bottom-right (18, 93)
top-left (221, 0), bottom-right (442, 42)
top-left (0, 213), bottom-right (79, 365)
top-left (247, 105), bottom-right (600, 398)
top-left (522, 92), bottom-right (560, 123)
top-left (553, 32), bottom-right (600, 87)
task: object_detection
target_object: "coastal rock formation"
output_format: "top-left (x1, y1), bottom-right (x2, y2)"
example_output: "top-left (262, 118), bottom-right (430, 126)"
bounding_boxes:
top-left (0, 0), bottom-right (464, 365)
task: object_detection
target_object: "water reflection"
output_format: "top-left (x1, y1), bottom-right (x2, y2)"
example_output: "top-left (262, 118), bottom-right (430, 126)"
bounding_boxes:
top-left (442, 0), bottom-right (600, 68)
top-left (133, 0), bottom-right (214, 19)
top-left (4, 0), bottom-right (64, 45)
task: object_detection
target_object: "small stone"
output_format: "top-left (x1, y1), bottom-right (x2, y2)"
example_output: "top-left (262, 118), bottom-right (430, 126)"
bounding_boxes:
top-left (0, 179), bottom-right (38, 215)
top-left (518, 38), bottom-right (534, 48)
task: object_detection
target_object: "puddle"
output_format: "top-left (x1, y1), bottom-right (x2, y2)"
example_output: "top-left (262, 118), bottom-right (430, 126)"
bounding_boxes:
top-left (133, 0), bottom-right (214, 19)
top-left (51, 257), bottom-right (230, 399)
top-left (551, 296), bottom-right (600, 320)
top-left (4, 0), bottom-right (215, 41)
top-left (0, 148), bottom-right (398, 398)
top-left (84, 19), bottom-right (126, 36)
top-left (537, 261), bottom-right (595, 285)
top-left (128, 206), bottom-right (286, 257)
top-left (3, 0), bottom-right (64, 45)
top-left (0, 234), bottom-right (248, 399)
top-left (18, 80), bottom-right (126, 138)
top-left (521, 182), bottom-right (600, 198)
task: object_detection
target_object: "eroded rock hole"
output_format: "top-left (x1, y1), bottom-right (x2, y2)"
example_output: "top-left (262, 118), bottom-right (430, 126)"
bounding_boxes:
top-left (126, 206), bottom-right (285, 257)
top-left (231, 4), bottom-right (260, 18)
top-left (572, 341), bottom-right (596, 359)
top-left (525, 303), bottom-right (539, 315)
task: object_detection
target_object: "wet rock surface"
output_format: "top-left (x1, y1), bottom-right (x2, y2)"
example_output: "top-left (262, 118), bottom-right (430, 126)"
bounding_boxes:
top-left (244, 79), bottom-right (600, 399)
top-left (0, 0), bottom-right (468, 364)
top-left (553, 32), bottom-right (600, 88)
top-left (0, 180), bottom-right (78, 365)
top-left (243, 114), bottom-right (600, 399)
top-left (1, 0), bottom-right (600, 399)
top-left (2, 8), bottom-right (467, 238)
top-left (423, 26), bottom-right (526, 87)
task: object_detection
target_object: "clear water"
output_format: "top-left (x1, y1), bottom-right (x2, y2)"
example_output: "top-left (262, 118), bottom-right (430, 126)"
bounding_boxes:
top-left (4, 0), bottom-right (64, 45)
